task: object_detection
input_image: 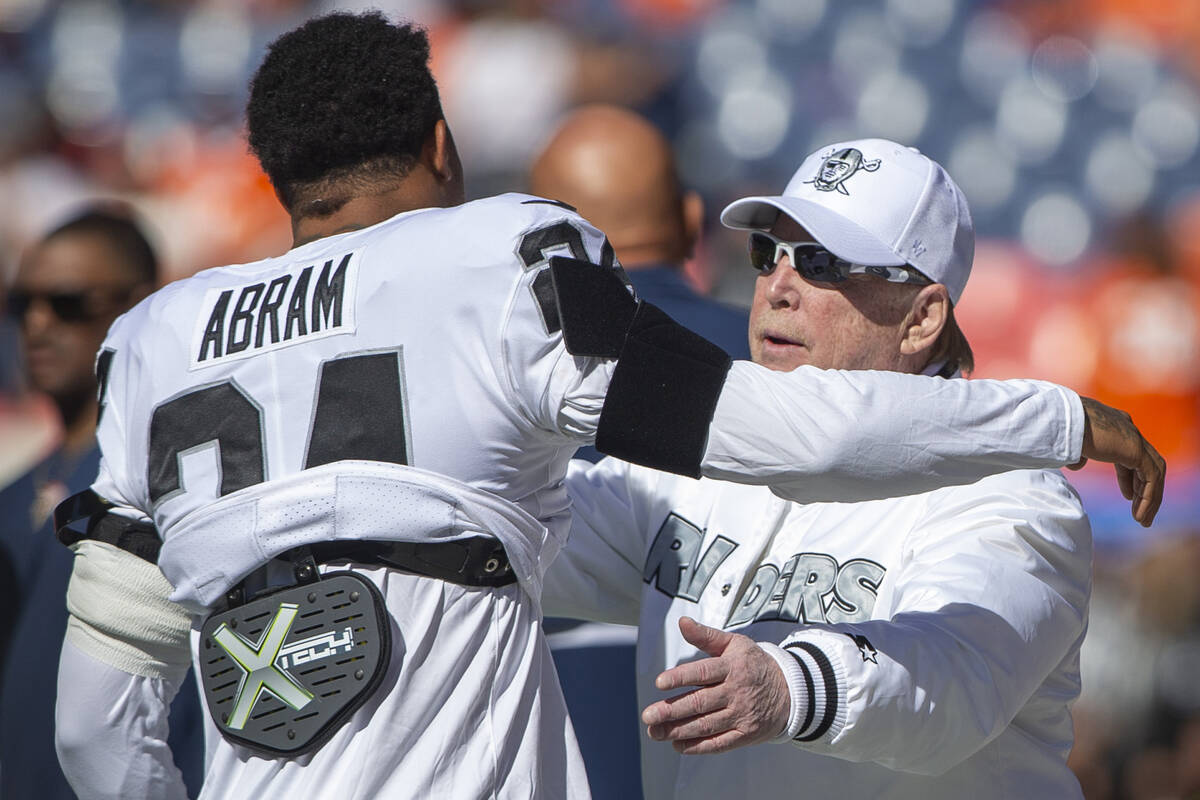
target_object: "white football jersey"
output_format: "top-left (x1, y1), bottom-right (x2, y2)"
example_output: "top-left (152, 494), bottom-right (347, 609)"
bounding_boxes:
top-left (89, 194), bottom-right (617, 799)
top-left (93, 194), bottom-right (620, 608)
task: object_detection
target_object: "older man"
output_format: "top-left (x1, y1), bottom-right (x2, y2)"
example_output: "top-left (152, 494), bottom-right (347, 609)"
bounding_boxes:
top-left (545, 139), bottom-right (1151, 798)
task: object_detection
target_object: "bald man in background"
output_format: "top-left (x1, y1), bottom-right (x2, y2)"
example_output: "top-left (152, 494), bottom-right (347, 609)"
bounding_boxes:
top-left (529, 106), bottom-right (747, 800)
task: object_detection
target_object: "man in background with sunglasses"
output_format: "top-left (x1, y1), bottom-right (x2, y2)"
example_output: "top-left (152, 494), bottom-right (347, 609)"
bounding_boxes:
top-left (0, 207), bottom-right (202, 798)
top-left (544, 138), bottom-right (1127, 799)
top-left (5, 209), bottom-right (156, 458)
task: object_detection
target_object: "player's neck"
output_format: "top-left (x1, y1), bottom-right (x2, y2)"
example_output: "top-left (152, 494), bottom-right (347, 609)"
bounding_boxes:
top-left (290, 121), bottom-right (465, 248)
top-left (290, 184), bottom-right (453, 248)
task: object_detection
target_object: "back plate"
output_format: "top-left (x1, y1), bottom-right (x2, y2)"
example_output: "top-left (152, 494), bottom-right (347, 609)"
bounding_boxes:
top-left (198, 571), bottom-right (391, 757)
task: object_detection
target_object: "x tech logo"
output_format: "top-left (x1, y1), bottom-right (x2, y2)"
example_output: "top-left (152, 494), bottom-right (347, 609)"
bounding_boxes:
top-left (212, 602), bottom-right (314, 730)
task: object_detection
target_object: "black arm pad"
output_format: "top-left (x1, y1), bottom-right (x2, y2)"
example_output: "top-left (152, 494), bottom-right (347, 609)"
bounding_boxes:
top-left (549, 256), bottom-right (732, 478)
top-left (595, 301), bottom-right (732, 477)
top-left (549, 256), bottom-right (637, 357)
top-left (54, 489), bottom-right (162, 564)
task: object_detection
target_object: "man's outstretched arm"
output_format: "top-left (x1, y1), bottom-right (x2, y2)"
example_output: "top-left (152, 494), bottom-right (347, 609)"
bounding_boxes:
top-left (701, 362), bottom-right (1164, 525)
top-left (551, 257), bottom-right (1164, 526)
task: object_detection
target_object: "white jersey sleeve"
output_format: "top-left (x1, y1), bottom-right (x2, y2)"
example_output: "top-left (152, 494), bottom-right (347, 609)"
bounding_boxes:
top-left (768, 468), bottom-right (1091, 775)
top-left (542, 458), bottom-right (656, 624)
top-left (89, 329), bottom-right (152, 525)
top-left (702, 361), bottom-right (1084, 502)
top-left (57, 537), bottom-right (196, 799)
top-left (57, 640), bottom-right (191, 800)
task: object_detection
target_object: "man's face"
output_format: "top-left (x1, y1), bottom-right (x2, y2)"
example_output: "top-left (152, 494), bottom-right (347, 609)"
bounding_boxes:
top-left (747, 215), bottom-right (917, 372)
top-left (10, 232), bottom-right (140, 402)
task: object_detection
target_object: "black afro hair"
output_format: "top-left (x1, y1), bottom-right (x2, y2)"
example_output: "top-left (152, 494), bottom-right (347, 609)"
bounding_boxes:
top-left (246, 12), bottom-right (443, 208)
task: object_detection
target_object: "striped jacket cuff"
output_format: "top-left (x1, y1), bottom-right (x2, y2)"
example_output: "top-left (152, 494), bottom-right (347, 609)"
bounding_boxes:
top-left (783, 640), bottom-right (840, 742)
top-left (758, 642), bottom-right (809, 742)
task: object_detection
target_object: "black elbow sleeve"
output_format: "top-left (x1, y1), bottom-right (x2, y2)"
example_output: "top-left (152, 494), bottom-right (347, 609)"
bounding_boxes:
top-left (549, 256), bottom-right (732, 478)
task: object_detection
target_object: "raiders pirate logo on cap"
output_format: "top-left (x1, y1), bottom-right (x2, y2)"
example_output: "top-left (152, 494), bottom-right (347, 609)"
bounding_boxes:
top-left (805, 147), bottom-right (881, 195)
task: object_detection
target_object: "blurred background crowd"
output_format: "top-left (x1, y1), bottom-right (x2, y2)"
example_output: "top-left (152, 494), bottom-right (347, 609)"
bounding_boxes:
top-left (1, 0), bottom-right (1198, 798)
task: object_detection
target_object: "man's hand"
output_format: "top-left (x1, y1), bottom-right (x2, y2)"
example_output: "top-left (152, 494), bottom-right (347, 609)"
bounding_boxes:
top-left (641, 617), bottom-right (790, 755)
top-left (1074, 397), bottom-right (1166, 527)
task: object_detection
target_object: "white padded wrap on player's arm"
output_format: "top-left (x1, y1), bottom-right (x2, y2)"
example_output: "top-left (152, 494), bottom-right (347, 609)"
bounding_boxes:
top-left (65, 539), bottom-right (193, 680)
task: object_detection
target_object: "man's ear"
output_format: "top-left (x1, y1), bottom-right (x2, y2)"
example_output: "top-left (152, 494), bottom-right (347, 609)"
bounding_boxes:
top-left (899, 283), bottom-right (950, 357)
top-left (430, 119), bottom-right (457, 184)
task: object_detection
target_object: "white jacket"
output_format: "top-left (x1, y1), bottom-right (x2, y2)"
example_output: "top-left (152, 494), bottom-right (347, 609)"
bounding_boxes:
top-left (546, 458), bottom-right (1091, 800)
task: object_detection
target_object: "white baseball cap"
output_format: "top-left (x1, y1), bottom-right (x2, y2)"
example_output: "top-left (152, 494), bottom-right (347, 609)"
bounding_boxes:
top-left (720, 138), bottom-right (974, 304)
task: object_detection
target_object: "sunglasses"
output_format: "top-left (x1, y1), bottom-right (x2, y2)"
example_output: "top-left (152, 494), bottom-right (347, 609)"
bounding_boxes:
top-left (6, 287), bottom-right (131, 323)
top-left (748, 231), bottom-right (931, 286)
